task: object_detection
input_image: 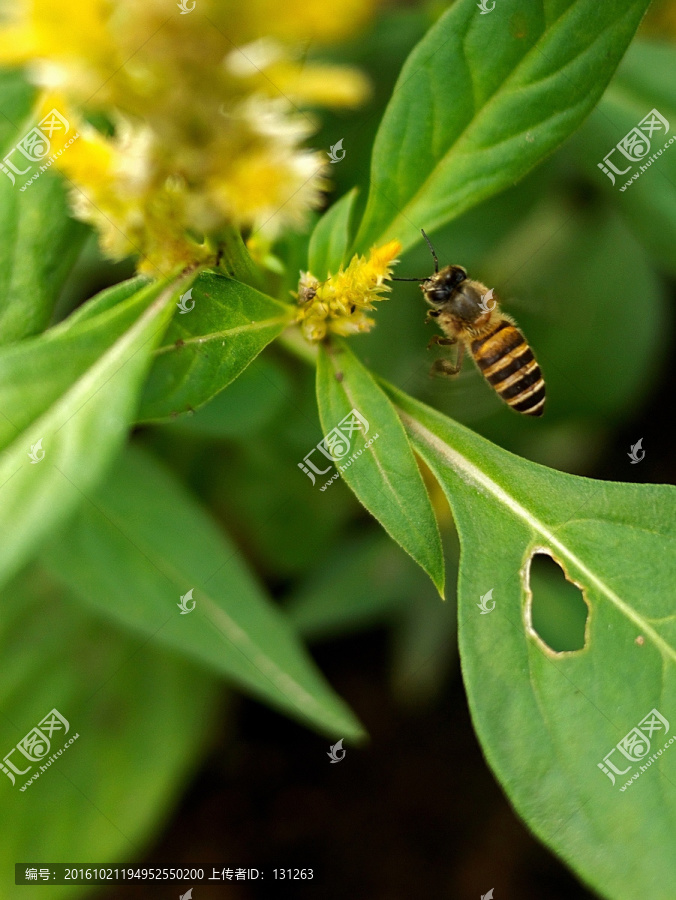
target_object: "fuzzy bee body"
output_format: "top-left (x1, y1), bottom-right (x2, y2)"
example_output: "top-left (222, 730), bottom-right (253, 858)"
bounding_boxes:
top-left (394, 233), bottom-right (545, 417)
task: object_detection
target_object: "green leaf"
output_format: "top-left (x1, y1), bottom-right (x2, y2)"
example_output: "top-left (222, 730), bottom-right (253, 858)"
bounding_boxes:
top-left (0, 566), bottom-right (219, 898)
top-left (308, 188), bottom-right (358, 278)
top-left (138, 271), bottom-right (295, 422)
top-left (41, 444), bottom-right (365, 741)
top-left (354, 0), bottom-right (652, 253)
top-left (0, 72), bottom-right (89, 341)
top-left (59, 274), bottom-right (152, 329)
top-left (572, 39), bottom-right (676, 276)
top-left (0, 68), bottom-right (35, 154)
top-left (0, 160), bottom-right (88, 345)
top-left (0, 276), bottom-right (178, 590)
top-left (316, 340), bottom-right (444, 596)
top-left (384, 383), bottom-right (676, 900)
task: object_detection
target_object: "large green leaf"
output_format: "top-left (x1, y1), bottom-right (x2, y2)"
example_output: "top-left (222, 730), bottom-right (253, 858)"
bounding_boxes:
top-left (354, 0), bottom-right (652, 253)
top-left (138, 271), bottom-right (295, 422)
top-left (0, 566), bottom-right (219, 900)
top-left (41, 444), bottom-right (365, 741)
top-left (0, 72), bottom-right (88, 343)
top-left (316, 340), bottom-right (444, 595)
top-left (0, 276), bottom-right (179, 590)
top-left (384, 383), bottom-right (676, 900)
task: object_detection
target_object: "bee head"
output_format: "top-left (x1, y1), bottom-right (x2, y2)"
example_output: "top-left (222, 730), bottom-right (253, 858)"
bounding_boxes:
top-left (422, 265), bottom-right (467, 305)
top-left (423, 267), bottom-right (489, 323)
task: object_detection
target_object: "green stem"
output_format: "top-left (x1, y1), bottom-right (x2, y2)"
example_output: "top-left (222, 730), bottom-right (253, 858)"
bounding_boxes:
top-left (277, 325), bottom-right (319, 367)
top-left (210, 226), bottom-right (263, 289)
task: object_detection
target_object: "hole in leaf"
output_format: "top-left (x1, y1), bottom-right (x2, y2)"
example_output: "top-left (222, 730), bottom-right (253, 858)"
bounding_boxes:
top-left (527, 552), bottom-right (588, 653)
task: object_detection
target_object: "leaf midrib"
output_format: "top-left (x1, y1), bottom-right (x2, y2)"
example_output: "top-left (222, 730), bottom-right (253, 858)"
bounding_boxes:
top-left (154, 313), bottom-right (293, 355)
top-left (400, 410), bottom-right (676, 665)
top-left (1, 281), bottom-right (173, 459)
top-left (325, 351), bottom-right (438, 579)
top-left (73, 497), bottom-right (339, 727)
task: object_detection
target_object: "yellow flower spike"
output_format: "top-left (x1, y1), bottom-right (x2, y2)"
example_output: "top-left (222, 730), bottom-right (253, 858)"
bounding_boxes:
top-left (296, 240), bottom-right (401, 342)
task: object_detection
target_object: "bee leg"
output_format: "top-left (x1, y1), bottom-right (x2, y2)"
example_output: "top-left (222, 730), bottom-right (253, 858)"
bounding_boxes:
top-left (427, 334), bottom-right (456, 350)
top-left (425, 310), bottom-right (441, 323)
top-left (430, 342), bottom-right (464, 378)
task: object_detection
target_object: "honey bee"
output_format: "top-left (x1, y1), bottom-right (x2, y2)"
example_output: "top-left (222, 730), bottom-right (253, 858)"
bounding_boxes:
top-left (394, 230), bottom-right (545, 417)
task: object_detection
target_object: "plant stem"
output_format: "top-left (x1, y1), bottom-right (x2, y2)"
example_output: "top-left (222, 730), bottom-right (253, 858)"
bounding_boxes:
top-left (277, 326), bottom-right (318, 367)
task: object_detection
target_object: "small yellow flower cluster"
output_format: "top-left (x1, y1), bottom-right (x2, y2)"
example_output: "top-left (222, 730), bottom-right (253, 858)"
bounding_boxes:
top-left (0, 0), bottom-right (373, 273)
top-left (296, 240), bottom-right (401, 342)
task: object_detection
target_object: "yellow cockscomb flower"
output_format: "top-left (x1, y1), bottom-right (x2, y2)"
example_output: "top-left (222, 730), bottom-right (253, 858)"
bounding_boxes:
top-left (296, 240), bottom-right (401, 342)
top-left (0, 0), bottom-right (375, 273)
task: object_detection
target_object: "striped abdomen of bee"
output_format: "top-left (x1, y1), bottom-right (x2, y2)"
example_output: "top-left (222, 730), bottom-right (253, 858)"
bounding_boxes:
top-left (470, 319), bottom-right (545, 416)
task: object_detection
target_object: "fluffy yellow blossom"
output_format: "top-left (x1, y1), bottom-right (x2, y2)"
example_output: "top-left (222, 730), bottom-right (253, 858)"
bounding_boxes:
top-left (296, 240), bottom-right (401, 342)
top-left (0, 0), bottom-right (374, 274)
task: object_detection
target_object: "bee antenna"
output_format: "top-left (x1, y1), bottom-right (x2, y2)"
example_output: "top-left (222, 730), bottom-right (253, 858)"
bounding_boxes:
top-left (420, 229), bottom-right (439, 274)
top-left (391, 276), bottom-right (426, 282)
